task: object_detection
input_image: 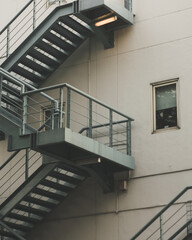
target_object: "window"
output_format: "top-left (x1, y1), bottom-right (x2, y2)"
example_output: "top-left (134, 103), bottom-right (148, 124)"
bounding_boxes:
top-left (152, 79), bottom-right (179, 132)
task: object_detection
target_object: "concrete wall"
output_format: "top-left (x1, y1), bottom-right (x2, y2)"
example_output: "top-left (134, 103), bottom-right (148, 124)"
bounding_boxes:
top-left (1, 0), bottom-right (192, 239)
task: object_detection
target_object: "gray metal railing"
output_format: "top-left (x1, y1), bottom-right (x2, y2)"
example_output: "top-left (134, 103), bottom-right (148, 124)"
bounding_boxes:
top-left (0, 0), bottom-right (78, 62)
top-left (0, 149), bottom-right (42, 206)
top-left (130, 186), bottom-right (192, 240)
top-left (21, 83), bottom-right (134, 155)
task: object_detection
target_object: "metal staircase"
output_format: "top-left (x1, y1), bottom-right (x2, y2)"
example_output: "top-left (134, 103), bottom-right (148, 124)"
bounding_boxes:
top-left (130, 186), bottom-right (192, 240)
top-left (0, 149), bottom-right (87, 240)
top-left (0, 0), bottom-right (134, 239)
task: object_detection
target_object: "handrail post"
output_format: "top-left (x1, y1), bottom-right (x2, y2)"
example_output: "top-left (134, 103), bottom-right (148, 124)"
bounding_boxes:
top-left (22, 95), bottom-right (28, 135)
top-left (88, 99), bottom-right (92, 138)
top-left (0, 74), bottom-right (2, 104)
top-left (109, 110), bottom-right (113, 147)
top-left (127, 120), bottom-right (131, 155)
top-left (160, 214), bottom-right (164, 240)
top-left (6, 26), bottom-right (10, 57)
top-left (25, 148), bottom-right (29, 180)
top-left (33, 0), bottom-right (36, 30)
top-left (59, 87), bottom-right (64, 128)
top-left (66, 87), bottom-right (71, 128)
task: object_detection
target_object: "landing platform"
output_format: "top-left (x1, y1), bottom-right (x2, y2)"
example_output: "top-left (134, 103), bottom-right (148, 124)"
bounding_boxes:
top-left (35, 128), bottom-right (135, 171)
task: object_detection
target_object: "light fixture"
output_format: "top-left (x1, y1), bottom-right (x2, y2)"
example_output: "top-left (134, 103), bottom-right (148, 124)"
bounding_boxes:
top-left (95, 16), bottom-right (117, 27)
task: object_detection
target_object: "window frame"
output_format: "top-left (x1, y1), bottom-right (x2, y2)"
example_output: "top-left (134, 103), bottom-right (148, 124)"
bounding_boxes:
top-left (151, 79), bottom-right (180, 133)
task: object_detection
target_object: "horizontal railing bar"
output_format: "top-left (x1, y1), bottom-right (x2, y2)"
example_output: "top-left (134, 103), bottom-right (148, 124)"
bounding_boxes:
top-left (79, 119), bottom-right (129, 134)
top-left (22, 83), bottom-right (134, 121)
top-left (0, 0), bottom-right (33, 35)
top-left (130, 186), bottom-right (192, 240)
top-left (0, 150), bottom-right (20, 170)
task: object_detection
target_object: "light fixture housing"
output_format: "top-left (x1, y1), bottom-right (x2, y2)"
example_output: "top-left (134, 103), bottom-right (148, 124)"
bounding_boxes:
top-left (95, 16), bottom-right (117, 27)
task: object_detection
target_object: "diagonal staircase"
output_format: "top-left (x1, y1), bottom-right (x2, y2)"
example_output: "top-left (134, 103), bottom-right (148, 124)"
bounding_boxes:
top-left (0, 0), bottom-right (134, 239)
top-left (0, 150), bottom-right (87, 240)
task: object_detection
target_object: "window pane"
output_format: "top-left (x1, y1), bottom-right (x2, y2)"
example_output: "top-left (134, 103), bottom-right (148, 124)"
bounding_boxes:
top-left (155, 83), bottom-right (177, 130)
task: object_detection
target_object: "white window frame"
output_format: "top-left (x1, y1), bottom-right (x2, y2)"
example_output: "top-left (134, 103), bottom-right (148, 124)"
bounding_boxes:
top-left (151, 79), bottom-right (180, 133)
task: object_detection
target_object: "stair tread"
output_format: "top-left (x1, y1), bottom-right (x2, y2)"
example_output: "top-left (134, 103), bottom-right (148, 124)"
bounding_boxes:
top-left (12, 65), bottom-right (45, 83)
top-left (40, 179), bottom-right (73, 193)
top-left (44, 31), bottom-right (75, 52)
top-left (7, 212), bottom-right (41, 224)
top-left (20, 57), bottom-right (52, 76)
top-left (15, 204), bottom-right (50, 216)
top-left (58, 164), bottom-right (87, 177)
top-left (36, 40), bottom-right (68, 59)
top-left (3, 221), bottom-right (33, 232)
top-left (28, 48), bottom-right (60, 68)
top-left (2, 82), bottom-right (21, 98)
top-left (0, 229), bottom-right (18, 239)
top-left (52, 22), bottom-right (84, 45)
top-left (60, 16), bottom-right (91, 36)
top-left (49, 171), bottom-right (82, 184)
top-left (24, 195), bottom-right (57, 208)
top-left (32, 188), bottom-right (65, 200)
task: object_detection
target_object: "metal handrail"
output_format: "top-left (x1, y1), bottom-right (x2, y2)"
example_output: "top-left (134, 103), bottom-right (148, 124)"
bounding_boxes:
top-left (130, 186), bottom-right (192, 240)
top-left (0, 150), bottom-right (20, 170)
top-left (0, 0), bottom-right (34, 35)
top-left (79, 119), bottom-right (129, 134)
top-left (0, 220), bottom-right (26, 240)
top-left (21, 83), bottom-right (134, 121)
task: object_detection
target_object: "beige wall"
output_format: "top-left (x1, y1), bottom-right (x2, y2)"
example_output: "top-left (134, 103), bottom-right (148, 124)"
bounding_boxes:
top-left (1, 0), bottom-right (192, 239)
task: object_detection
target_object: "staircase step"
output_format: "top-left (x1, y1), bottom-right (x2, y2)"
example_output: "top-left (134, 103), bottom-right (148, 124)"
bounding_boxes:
top-left (32, 188), bottom-right (65, 201)
top-left (40, 179), bottom-right (73, 193)
top-left (0, 229), bottom-right (18, 239)
top-left (2, 94), bottom-right (22, 109)
top-left (24, 196), bottom-right (57, 209)
top-left (36, 40), bottom-right (68, 60)
top-left (28, 48), bottom-right (61, 68)
top-left (3, 221), bottom-right (33, 232)
top-left (7, 212), bottom-right (41, 224)
top-left (2, 82), bottom-right (21, 98)
top-left (15, 204), bottom-right (50, 216)
top-left (12, 65), bottom-right (45, 83)
top-left (60, 16), bottom-right (91, 37)
top-left (44, 31), bottom-right (76, 52)
top-left (58, 164), bottom-right (87, 177)
top-left (52, 22), bottom-right (84, 45)
top-left (20, 57), bottom-right (53, 76)
top-left (49, 171), bottom-right (82, 185)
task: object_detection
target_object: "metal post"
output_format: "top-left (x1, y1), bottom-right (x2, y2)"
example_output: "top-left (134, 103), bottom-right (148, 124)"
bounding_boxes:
top-left (66, 87), bottom-right (71, 128)
top-left (22, 95), bottom-right (27, 135)
top-left (88, 99), bottom-right (92, 138)
top-left (0, 75), bottom-right (3, 104)
top-left (33, 0), bottom-right (36, 30)
top-left (160, 215), bottom-right (164, 240)
top-left (25, 148), bottom-right (29, 180)
top-left (127, 120), bottom-right (131, 155)
top-left (109, 110), bottom-right (113, 147)
top-left (59, 87), bottom-right (64, 128)
top-left (7, 26), bottom-right (10, 58)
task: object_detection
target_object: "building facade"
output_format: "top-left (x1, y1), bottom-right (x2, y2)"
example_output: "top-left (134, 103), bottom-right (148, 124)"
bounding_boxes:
top-left (1, 0), bottom-right (192, 239)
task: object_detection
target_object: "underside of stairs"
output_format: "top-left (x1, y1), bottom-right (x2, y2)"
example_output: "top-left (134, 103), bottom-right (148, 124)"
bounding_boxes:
top-left (0, 160), bottom-right (87, 239)
top-left (0, 1), bottom-right (134, 239)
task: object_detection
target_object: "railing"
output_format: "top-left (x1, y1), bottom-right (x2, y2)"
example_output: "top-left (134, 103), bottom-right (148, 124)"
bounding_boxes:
top-left (0, 149), bottom-right (42, 205)
top-left (0, 0), bottom-right (78, 64)
top-left (130, 186), bottom-right (192, 240)
top-left (21, 83), bottom-right (134, 155)
top-left (0, 0), bottom-right (132, 65)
